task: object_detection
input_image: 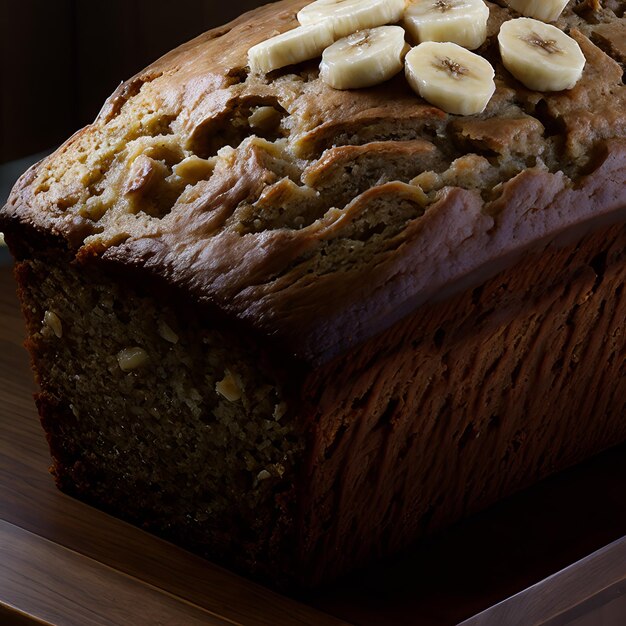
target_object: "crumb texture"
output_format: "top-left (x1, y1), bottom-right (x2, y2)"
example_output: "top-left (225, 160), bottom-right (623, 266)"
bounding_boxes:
top-left (17, 256), bottom-right (303, 579)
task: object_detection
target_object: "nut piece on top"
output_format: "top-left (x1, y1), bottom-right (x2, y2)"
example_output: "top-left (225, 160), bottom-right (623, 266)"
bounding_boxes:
top-left (403, 0), bottom-right (490, 51)
top-left (405, 41), bottom-right (496, 115)
top-left (320, 25), bottom-right (409, 89)
top-left (298, 0), bottom-right (406, 38)
top-left (505, 0), bottom-right (569, 23)
top-left (248, 22), bottom-right (335, 73)
top-left (498, 18), bottom-right (586, 91)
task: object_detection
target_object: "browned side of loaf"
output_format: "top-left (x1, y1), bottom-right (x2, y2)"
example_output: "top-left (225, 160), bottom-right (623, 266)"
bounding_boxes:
top-left (296, 221), bottom-right (626, 585)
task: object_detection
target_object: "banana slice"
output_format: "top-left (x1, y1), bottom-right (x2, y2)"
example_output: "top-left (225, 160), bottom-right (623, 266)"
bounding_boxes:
top-left (248, 23), bottom-right (335, 73)
top-left (405, 41), bottom-right (496, 115)
top-left (320, 26), bottom-right (409, 89)
top-left (297, 0), bottom-right (406, 39)
top-left (403, 0), bottom-right (490, 51)
top-left (498, 18), bottom-right (586, 91)
top-left (505, 0), bottom-right (569, 23)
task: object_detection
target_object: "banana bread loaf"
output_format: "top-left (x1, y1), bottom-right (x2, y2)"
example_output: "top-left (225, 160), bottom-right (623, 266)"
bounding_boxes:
top-left (2, 0), bottom-right (626, 588)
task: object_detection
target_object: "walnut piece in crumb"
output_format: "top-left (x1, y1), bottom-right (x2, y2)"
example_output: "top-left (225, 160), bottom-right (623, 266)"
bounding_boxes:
top-left (273, 401), bottom-right (287, 420)
top-left (124, 154), bottom-right (169, 195)
top-left (216, 369), bottom-right (242, 402)
top-left (117, 347), bottom-right (150, 372)
top-left (173, 155), bottom-right (215, 185)
top-left (256, 469), bottom-right (271, 482)
top-left (157, 320), bottom-right (179, 344)
top-left (411, 170), bottom-right (441, 194)
top-left (248, 106), bottom-right (283, 133)
top-left (43, 310), bottom-right (63, 338)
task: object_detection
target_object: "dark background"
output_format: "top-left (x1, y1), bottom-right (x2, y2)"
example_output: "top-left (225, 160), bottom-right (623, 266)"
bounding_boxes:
top-left (0, 0), bottom-right (274, 163)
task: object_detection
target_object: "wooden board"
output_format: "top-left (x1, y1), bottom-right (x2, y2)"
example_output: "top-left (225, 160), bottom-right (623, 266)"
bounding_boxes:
top-left (1, 264), bottom-right (625, 625)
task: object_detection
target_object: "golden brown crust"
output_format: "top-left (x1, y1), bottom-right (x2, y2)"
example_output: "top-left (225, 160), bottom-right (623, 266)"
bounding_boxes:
top-left (2, 0), bottom-right (626, 364)
top-left (302, 140), bottom-right (438, 186)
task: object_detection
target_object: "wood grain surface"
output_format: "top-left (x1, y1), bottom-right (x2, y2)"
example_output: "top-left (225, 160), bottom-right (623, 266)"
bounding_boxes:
top-left (1, 264), bottom-right (626, 625)
top-left (459, 535), bottom-right (626, 625)
top-left (0, 521), bottom-right (232, 626)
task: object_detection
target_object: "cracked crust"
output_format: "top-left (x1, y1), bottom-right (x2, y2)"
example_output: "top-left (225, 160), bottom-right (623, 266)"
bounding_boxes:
top-left (1, 0), bottom-right (626, 364)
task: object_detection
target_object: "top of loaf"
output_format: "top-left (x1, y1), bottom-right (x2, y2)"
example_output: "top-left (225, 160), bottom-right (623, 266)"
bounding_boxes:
top-left (2, 0), bottom-right (626, 365)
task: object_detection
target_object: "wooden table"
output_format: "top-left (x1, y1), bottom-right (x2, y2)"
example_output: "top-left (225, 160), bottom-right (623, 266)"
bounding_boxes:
top-left (1, 264), bottom-right (625, 625)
